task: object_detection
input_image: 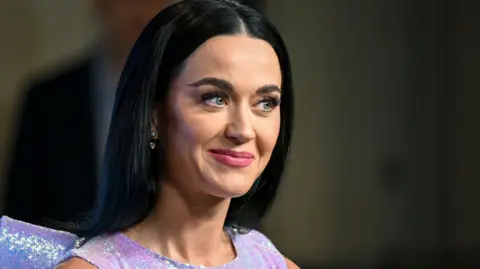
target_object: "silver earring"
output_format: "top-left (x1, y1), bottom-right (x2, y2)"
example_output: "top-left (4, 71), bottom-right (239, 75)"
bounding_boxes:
top-left (150, 131), bottom-right (157, 149)
top-left (150, 141), bottom-right (156, 150)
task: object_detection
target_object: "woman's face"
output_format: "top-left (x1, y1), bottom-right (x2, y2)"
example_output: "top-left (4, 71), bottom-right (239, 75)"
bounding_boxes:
top-left (158, 35), bottom-right (282, 199)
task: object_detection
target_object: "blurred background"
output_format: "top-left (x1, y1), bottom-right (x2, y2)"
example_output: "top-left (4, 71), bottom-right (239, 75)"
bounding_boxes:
top-left (0, 0), bottom-right (479, 268)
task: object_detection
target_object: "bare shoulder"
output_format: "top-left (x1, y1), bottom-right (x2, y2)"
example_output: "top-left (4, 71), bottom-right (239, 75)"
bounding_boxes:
top-left (55, 257), bottom-right (97, 269)
top-left (284, 256), bottom-right (301, 269)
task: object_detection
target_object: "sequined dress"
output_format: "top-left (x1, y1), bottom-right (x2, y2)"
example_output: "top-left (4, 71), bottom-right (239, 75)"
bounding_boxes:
top-left (0, 216), bottom-right (287, 268)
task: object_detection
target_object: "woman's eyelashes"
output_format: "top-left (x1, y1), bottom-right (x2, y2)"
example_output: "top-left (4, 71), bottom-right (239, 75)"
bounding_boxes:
top-left (255, 96), bottom-right (281, 112)
top-left (200, 91), bottom-right (281, 112)
top-left (201, 91), bottom-right (229, 107)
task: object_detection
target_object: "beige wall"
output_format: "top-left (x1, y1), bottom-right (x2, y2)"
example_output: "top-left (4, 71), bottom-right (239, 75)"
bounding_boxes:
top-left (0, 1), bottom-right (38, 188)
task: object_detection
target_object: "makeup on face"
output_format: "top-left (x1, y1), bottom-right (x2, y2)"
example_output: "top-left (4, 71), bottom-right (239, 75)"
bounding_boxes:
top-left (208, 148), bottom-right (255, 168)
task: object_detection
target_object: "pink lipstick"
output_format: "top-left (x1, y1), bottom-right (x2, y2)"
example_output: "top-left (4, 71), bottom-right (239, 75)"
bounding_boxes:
top-left (208, 149), bottom-right (254, 168)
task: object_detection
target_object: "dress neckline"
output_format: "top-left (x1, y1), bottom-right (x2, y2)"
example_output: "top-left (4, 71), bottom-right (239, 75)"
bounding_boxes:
top-left (116, 228), bottom-right (242, 268)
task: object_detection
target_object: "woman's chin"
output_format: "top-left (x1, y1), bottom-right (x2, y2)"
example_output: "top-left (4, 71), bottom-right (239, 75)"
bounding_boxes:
top-left (205, 181), bottom-right (255, 199)
top-left (208, 187), bottom-right (251, 199)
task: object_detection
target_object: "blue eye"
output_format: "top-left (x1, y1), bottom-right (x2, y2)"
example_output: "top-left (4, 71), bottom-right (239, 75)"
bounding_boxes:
top-left (259, 101), bottom-right (273, 111)
top-left (201, 92), bottom-right (228, 107)
top-left (256, 97), bottom-right (281, 112)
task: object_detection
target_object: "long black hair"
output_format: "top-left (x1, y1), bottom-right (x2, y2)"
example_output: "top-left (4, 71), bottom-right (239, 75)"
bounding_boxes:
top-left (76, 0), bottom-right (294, 238)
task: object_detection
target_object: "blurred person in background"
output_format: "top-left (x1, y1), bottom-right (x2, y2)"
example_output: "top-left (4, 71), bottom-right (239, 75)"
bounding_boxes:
top-left (3, 0), bottom-right (172, 226)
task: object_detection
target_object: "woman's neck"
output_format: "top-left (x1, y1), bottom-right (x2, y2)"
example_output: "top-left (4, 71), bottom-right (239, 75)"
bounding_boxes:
top-left (125, 181), bottom-right (236, 266)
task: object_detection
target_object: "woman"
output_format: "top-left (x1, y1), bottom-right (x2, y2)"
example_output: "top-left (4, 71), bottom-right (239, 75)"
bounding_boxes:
top-left (0, 0), bottom-right (297, 268)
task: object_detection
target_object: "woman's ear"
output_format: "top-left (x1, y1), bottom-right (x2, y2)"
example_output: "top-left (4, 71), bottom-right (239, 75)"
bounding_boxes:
top-left (151, 106), bottom-right (160, 131)
top-left (151, 101), bottom-right (170, 142)
top-left (151, 101), bottom-right (168, 134)
top-left (150, 106), bottom-right (161, 150)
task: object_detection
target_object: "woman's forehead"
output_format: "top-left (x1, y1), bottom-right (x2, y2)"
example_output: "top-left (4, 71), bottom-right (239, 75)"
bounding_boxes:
top-left (173, 35), bottom-right (282, 89)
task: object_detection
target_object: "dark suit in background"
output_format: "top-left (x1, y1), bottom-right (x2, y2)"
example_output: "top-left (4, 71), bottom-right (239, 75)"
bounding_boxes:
top-left (4, 58), bottom-right (98, 225)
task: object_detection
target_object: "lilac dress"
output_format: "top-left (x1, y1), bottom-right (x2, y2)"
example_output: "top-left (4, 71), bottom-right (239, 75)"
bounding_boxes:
top-left (0, 216), bottom-right (287, 268)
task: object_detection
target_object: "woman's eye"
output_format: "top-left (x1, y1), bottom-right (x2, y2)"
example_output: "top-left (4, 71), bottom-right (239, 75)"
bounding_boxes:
top-left (259, 101), bottom-right (272, 111)
top-left (256, 97), bottom-right (280, 112)
top-left (201, 93), bottom-right (228, 107)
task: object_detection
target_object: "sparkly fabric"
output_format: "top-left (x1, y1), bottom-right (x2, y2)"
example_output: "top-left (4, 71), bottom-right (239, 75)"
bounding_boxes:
top-left (0, 216), bottom-right (287, 268)
top-left (63, 228), bottom-right (287, 268)
top-left (0, 216), bottom-right (80, 268)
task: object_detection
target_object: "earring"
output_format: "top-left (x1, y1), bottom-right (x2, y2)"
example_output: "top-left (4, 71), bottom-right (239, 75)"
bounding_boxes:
top-left (150, 130), bottom-right (157, 149)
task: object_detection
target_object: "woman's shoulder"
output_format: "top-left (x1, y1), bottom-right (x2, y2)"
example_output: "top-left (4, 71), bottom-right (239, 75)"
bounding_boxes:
top-left (234, 228), bottom-right (299, 268)
top-left (0, 216), bottom-right (80, 269)
top-left (0, 216), bottom-right (122, 268)
top-left (61, 232), bottom-right (123, 267)
top-left (235, 228), bottom-right (280, 252)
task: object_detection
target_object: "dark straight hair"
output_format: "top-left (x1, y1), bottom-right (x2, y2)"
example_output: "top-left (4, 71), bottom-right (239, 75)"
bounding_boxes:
top-left (75, 0), bottom-right (294, 238)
